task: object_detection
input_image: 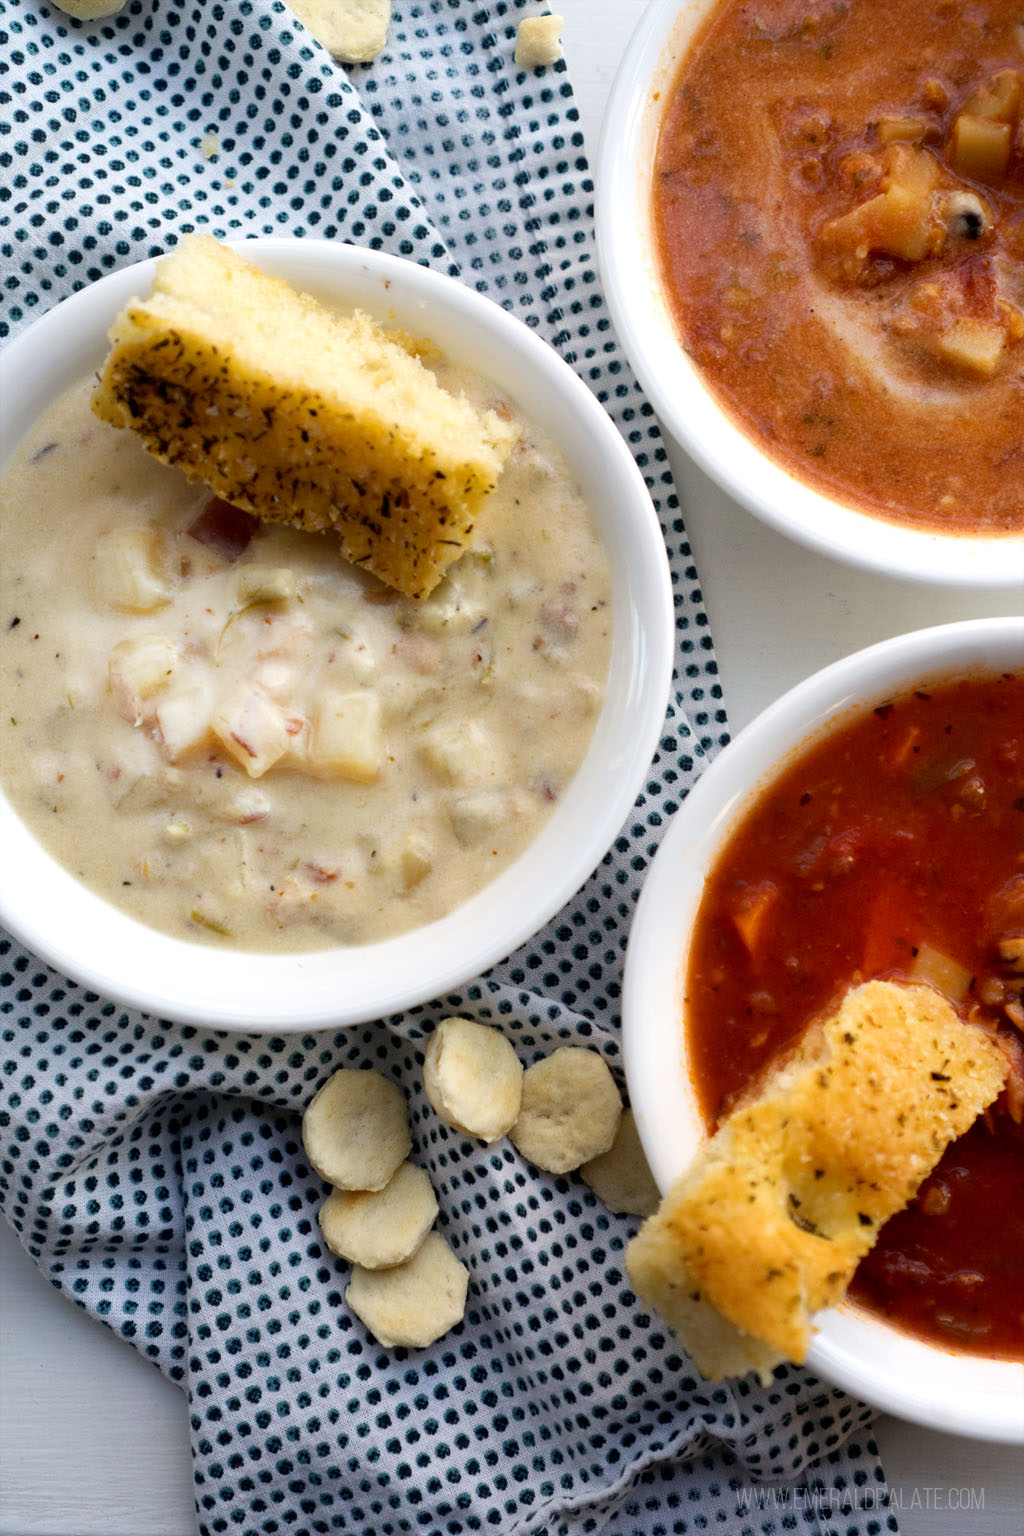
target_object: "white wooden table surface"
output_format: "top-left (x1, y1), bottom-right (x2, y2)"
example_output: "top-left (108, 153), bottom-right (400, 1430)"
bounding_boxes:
top-left (2, 3), bottom-right (1022, 1532)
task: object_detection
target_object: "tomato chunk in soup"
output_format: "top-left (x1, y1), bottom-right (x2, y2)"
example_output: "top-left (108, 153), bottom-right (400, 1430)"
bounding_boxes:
top-left (686, 672), bottom-right (1024, 1358)
top-left (654, 0), bottom-right (1024, 533)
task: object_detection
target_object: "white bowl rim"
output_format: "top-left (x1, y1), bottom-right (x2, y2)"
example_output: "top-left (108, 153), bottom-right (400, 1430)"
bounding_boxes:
top-left (623, 614), bottom-right (1024, 1440)
top-left (596, 0), bottom-right (1024, 590)
top-left (0, 237), bottom-right (675, 1033)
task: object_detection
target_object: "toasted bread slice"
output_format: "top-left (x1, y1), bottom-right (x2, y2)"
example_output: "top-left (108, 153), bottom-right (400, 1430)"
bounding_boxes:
top-left (92, 235), bottom-right (518, 597)
top-left (627, 980), bottom-right (1008, 1382)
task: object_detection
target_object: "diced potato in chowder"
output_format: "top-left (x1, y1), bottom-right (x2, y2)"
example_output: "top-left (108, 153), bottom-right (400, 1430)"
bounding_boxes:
top-left (109, 636), bottom-right (177, 722)
top-left (961, 69), bottom-right (1021, 124)
top-left (950, 114), bottom-right (1012, 182)
top-left (309, 691), bottom-right (386, 782)
top-left (235, 565), bottom-right (298, 607)
top-left (155, 674), bottom-right (217, 761)
top-left (96, 526), bottom-right (170, 612)
top-left (398, 831), bottom-right (433, 891)
top-left (446, 791), bottom-right (508, 846)
top-left (876, 117), bottom-right (929, 145)
top-left (949, 68), bottom-right (1022, 182)
top-left (820, 146), bottom-right (943, 272)
top-left (213, 685), bottom-right (300, 778)
top-left (931, 317), bottom-right (1007, 376)
top-left (105, 730), bottom-right (165, 808)
top-left (422, 719), bottom-right (493, 785)
top-left (415, 554), bottom-right (491, 635)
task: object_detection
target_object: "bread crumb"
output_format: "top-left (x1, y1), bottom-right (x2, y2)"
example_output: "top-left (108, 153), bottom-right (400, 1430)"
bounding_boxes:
top-left (515, 15), bottom-right (564, 70)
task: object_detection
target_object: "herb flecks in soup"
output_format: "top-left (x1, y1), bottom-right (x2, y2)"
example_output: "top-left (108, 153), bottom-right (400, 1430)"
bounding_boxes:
top-left (687, 673), bottom-right (1024, 1359)
top-left (0, 369), bottom-right (611, 952)
top-left (654, 0), bottom-right (1024, 533)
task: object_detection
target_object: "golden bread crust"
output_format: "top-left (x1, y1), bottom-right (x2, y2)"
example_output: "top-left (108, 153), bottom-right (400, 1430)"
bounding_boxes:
top-left (627, 980), bottom-right (1008, 1381)
top-left (92, 235), bottom-right (518, 598)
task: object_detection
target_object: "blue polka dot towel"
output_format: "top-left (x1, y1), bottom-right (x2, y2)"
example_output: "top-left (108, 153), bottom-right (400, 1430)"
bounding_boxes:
top-left (1, 2), bottom-right (895, 1533)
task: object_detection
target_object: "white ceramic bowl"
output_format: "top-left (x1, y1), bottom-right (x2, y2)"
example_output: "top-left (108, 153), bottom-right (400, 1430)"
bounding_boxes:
top-left (0, 239), bottom-right (674, 1032)
top-left (596, 0), bottom-right (1024, 588)
top-left (623, 616), bottom-right (1024, 1440)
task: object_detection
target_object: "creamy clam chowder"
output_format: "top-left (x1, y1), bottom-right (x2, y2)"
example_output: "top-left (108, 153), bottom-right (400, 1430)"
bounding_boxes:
top-left (0, 365), bottom-right (611, 952)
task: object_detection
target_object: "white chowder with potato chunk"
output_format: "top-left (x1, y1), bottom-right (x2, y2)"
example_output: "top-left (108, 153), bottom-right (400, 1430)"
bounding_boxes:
top-left (0, 363), bottom-right (611, 951)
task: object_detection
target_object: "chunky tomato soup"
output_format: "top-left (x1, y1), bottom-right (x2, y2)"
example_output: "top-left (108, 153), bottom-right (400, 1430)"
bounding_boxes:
top-left (654, 0), bottom-right (1024, 534)
top-left (687, 672), bottom-right (1024, 1357)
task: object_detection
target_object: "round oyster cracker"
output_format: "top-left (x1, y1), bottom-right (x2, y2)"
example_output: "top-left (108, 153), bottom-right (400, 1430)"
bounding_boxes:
top-left (580, 1107), bottom-right (660, 1216)
top-left (319, 1162), bottom-right (438, 1270)
top-left (423, 1016), bottom-right (523, 1142)
top-left (510, 1046), bottom-right (622, 1174)
top-left (346, 1231), bottom-right (469, 1348)
top-left (302, 1067), bottom-right (411, 1191)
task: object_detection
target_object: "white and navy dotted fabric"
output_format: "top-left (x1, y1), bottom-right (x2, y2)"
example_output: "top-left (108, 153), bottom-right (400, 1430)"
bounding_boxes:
top-left (1, 3), bottom-right (894, 1533)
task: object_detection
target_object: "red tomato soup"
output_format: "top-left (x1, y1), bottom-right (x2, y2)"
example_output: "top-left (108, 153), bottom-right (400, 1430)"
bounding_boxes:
top-left (653, 0), bottom-right (1024, 534)
top-left (686, 671), bottom-right (1024, 1358)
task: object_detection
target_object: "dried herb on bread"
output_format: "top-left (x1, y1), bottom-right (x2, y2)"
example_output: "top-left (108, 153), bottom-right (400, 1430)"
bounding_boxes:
top-left (626, 980), bottom-right (1008, 1382)
top-left (92, 235), bottom-right (518, 598)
